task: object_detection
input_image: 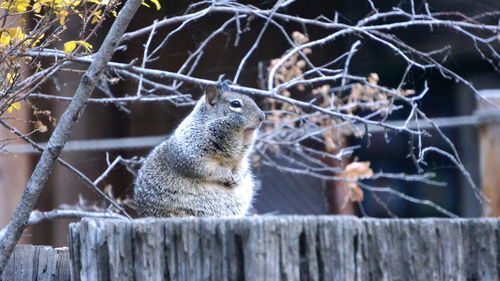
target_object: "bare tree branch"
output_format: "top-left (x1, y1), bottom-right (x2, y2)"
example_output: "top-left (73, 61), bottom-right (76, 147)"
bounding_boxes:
top-left (23, 51), bottom-right (424, 133)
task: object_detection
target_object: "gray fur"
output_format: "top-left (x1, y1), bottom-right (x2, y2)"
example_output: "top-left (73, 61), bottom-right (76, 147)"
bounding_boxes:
top-left (134, 86), bottom-right (265, 217)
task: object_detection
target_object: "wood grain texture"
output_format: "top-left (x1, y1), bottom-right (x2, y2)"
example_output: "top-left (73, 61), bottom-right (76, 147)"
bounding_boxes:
top-left (69, 216), bottom-right (500, 281)
top-left (1, 245), bottom-right (69, 281)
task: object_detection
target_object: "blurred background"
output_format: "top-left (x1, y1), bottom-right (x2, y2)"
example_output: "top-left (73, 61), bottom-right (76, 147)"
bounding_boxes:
top-left (0, 0), bottom-right (499, 247)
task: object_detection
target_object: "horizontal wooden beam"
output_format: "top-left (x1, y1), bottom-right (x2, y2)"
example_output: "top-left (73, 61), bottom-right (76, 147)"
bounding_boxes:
top-left (69, 216), bottom-right (500, 281)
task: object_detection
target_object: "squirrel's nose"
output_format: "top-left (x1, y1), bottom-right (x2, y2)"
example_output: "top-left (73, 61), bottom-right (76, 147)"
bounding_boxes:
top-left (259, 111), bottom-right (266, 122)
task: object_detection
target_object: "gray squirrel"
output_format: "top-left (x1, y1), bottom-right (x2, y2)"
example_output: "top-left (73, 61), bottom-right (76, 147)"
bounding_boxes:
top-left (134, 82), bottom-right (265, 217)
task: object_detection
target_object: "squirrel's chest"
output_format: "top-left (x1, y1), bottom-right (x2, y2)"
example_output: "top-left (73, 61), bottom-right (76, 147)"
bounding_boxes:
top-left (231, 174), bottom-right (254, 214)
top-left (195, 174), bottom-right (254, 217)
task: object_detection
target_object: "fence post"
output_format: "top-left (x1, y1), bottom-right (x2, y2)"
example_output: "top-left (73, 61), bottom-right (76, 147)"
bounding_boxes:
top-left (477, 90), bottom-right (500, 216)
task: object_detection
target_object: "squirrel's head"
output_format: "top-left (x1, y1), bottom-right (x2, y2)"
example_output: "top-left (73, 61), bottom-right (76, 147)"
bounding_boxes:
top-left (203, 84), bottom-right (265, 134)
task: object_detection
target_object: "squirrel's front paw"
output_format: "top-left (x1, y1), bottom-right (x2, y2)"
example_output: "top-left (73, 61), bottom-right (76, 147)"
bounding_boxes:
top-left (223, 172), bottom-right (241, 187)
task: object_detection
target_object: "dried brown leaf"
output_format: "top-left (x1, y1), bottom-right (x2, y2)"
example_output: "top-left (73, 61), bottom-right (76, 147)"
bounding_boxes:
top-left (34, 120), bottom-right (48, 133)
top-left (340, 161), bottom-right (373, 202)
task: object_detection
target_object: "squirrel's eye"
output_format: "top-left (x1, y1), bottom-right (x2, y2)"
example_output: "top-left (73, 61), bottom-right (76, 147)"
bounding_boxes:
top-left (230, 100), bottom-right (242, 108)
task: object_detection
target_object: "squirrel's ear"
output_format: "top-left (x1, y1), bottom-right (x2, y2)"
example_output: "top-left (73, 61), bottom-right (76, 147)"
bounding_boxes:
top-left (205, 85), bottom-right (220, 106)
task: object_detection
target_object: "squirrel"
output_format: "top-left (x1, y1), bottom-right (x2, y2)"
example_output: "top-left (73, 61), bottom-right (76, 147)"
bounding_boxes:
top-left (134, 82), bottom-right (265, 217)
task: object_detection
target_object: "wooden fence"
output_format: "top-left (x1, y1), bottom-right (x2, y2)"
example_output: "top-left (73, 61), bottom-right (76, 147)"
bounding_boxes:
top-left (3, 216), bottom-right (499, 281)
top-left (65, 216), bottom-right (499, 281)
top-left (1, 245), bottom-right (69, 281)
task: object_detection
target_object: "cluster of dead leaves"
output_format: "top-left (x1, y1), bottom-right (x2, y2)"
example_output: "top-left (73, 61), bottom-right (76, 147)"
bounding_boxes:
top-left (266, 32), bottom-right (335, 137)
top-left (344, 73), bottom-right (415, 115)
top-left (264, 31), bottom-right (415, 203)
top-left (33, 109), bottom-right (56, 133)
top-left (269, 31), bottom-right (311, 95)
top-left (265, 31), bottom-right (415, 147)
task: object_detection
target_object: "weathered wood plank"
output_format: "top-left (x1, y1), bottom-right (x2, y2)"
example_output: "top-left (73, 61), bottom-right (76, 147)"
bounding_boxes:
top-left (1, 245), bottom-right (69, 281)
top-left (69, 216), bottom-right (500, 281)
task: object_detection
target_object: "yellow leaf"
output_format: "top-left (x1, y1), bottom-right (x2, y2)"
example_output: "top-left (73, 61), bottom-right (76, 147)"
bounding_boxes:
top-left (64, 41), bottom-right (76, 53)
top-left (78, 40), bottom-right (93, 51)
top-left (59, 10), bottom-right (68, 25)
top-left (6, 73), bottom-right (15, 84)
top-left (7, 102), bottom-right (21, 113)
top-left (91, 10), bottom-right (102, 24)
top-left (149, 0), bottom-right (161, 10)
top-left (1, 0), bottom-right (31, 12)
top-left (0, 32), bottom-right (10, 46)
top-left (0, 27), bottom-right (26, 47)
top-left (15, 0), bottom-right (30, 12)
top-left (30, 33), bottom-right (45, 47)
top-left (10, 27), bottom-right (25, 40)
top-left (141, 1), bottom-right (151, 8)
top-left (64, 40), bottom-right (93, 54)
top-left (33, 1), bottom-right (42, 13)
top-left (11, 101), bottom-right (21, 110)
